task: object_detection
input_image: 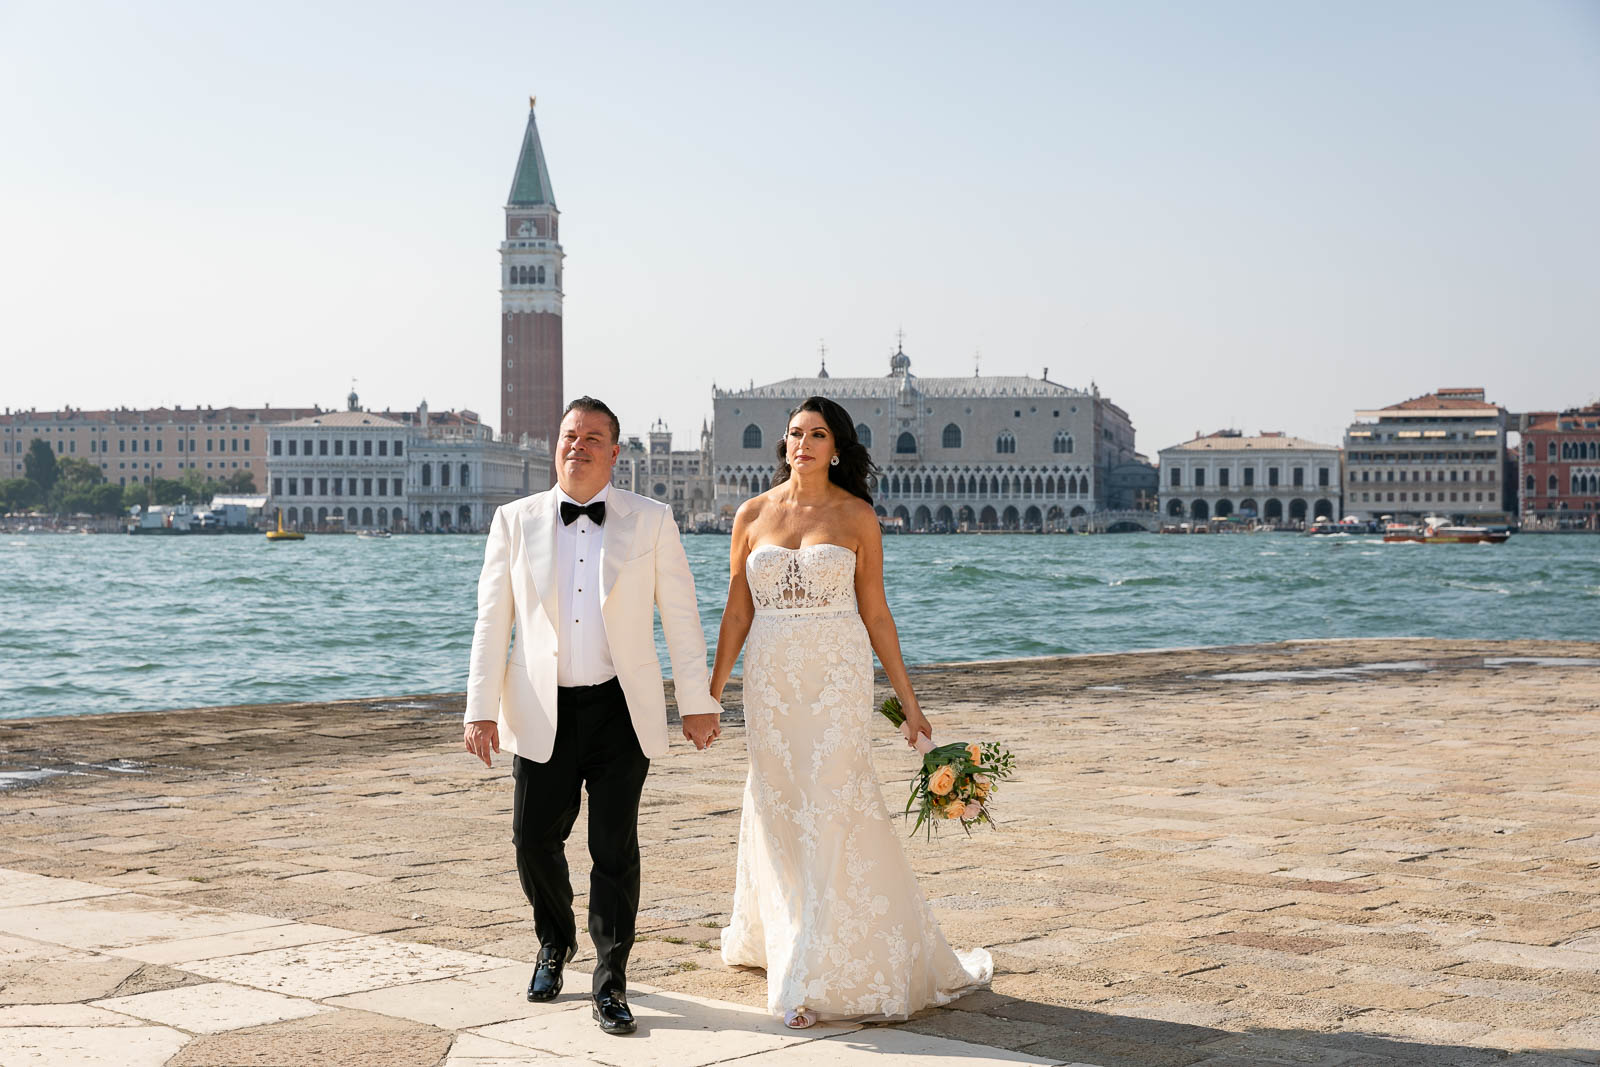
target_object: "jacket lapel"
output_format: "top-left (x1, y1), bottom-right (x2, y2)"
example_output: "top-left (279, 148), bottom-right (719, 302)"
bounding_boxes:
top-left (526, 491), bottom-right (560, 631)
top-left (599, 491), bottom-right (639, 604)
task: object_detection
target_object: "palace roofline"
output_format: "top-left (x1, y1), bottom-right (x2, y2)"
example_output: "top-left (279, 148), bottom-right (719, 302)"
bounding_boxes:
top-left (715, 375), bottom-right (1087, 400)
top-left (1165, 433), bottom-right (1340, 453)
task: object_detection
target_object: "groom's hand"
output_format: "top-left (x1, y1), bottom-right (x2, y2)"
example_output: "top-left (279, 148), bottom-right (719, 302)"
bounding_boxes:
top-left (464, 721), bottom-right (500, 768)
top-left (681, 713), bottom-right (721, 751)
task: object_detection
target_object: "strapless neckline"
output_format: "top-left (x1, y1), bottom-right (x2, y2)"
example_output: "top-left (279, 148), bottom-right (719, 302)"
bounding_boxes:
top-left (748, 543), bottom-right (853, 556)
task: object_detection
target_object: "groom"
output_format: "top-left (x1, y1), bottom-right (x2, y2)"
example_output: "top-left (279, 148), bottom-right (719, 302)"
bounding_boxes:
top-left (463, 396), bottom-right (722, 1036)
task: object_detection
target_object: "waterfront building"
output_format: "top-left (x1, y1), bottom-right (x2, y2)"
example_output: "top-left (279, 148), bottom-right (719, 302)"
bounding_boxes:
top-left (612, 419), bottom-right (715, 529)
top-left (1158, 431), bottom-right (1342, 524)
top-left (500, 99), bottom-right (564, 450)
top-left (407, 401), bottom-right (552, 533)
top-left (0, 404), bottom-right (319, 490)
top-left (1342, 387), bottom-right (1508, 522)
top-left (1518, 401), bottom-right (1600, 530)
top-left (712, 344), bottom-right (1136, 531)
top-left (265, 392), bottom-right (551, 532)
top-left (1106, 456), bottom-right (1160, 512)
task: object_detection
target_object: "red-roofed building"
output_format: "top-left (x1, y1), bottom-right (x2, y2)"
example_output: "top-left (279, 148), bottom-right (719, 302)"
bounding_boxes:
top-left (1343, 388), bottom-right (1509, 521)
top-left (1518, 402), bottom-right (1600, 530)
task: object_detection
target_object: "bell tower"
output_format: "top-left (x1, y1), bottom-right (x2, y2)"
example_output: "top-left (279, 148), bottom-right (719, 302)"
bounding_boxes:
top-left (501, 97), bottom-right (564, 447)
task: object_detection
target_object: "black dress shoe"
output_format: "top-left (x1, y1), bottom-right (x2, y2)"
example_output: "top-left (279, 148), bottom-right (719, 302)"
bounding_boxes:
top-left (527, 943), bottom-right (576, 1002)
top-left (592, 989), bottom-right (636, 1035)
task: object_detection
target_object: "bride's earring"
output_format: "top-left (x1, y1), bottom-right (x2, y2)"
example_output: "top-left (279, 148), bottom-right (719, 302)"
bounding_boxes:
top-left (830, 456), bottom-right (840, 466)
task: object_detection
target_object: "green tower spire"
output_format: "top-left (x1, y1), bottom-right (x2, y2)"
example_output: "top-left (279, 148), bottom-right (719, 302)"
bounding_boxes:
top-left (507, 97), bottom-right (556, 208)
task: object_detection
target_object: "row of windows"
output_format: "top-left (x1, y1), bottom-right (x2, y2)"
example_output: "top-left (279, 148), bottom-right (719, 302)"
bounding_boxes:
top-left (1170, 466), bottom-right (1331, 489)
top-left (274, 438), bottom-right (403, 458)
top-left (1354, 491), bottom-right (1490, 504)
top-left (273, 476), bottom-right (403, 498)
top-left (742, 423), bottom-right (1073, 455)
top-left (1352, 469), bottom-right (1496, 484)
top-left (1529, 473), bottom-right (1600, 495)
top-left (509, 265), bottom-right (548, 285)
top-left (718, 469), bottom-right (1092, 498)
top-left (1348, 450), bottom-right (1498, 464)
top-left (418, 463), bottom-right (470, 488)
top-left (9, 436), bottom-right (253, 456)
top-left (1166, 498), bottom-right (1332, 521)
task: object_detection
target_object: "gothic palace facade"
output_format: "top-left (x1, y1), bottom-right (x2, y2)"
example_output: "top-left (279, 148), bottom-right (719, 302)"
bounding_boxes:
top-left (712, 347), bottom-right (1136, 531)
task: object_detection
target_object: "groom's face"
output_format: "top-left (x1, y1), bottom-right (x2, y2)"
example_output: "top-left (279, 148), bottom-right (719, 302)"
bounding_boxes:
top-left (556, 409), bottom-right (620, 502)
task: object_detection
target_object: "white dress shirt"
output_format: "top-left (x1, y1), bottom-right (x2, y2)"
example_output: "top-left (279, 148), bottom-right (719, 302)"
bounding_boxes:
top-left (555, 484), bottom-right (617, 687)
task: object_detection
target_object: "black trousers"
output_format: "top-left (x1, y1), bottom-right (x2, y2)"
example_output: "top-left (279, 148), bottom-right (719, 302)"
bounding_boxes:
top-left (511, 677), bottom-right (650, 997)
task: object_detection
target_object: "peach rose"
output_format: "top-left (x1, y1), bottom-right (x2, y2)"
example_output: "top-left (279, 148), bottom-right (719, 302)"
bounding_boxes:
top-left (944, 800), bottom-right (966, 819)
top-left (966, 743), bottom-right (983, 765)
top-left (928, 765), bottom-right (957, 796)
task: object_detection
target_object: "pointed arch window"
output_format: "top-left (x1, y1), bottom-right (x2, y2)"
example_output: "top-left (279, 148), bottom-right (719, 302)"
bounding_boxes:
top-left (742, 424), bottom-right (763, 449)
top-left (1053, 432), bottom-right (1073, 454)
top-left (896, 432), bottom-right (916, 454)
top-left (942, 423), bottom-right (962, 449)
top-left (995, 431), bottom-right (1016, 455)
top-left (855, 423), bottom-right (872, 448)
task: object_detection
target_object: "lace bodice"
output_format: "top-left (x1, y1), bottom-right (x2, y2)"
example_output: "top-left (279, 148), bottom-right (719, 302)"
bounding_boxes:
top-left (745, 543), bottom-right (857, 614)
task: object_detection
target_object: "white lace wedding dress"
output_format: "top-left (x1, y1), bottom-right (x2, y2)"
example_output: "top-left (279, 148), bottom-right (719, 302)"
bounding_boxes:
top-left (720, 543), bottom-right (993, 1020)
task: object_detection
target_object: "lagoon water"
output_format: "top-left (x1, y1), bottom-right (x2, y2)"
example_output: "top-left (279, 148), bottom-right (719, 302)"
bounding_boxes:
top-left (2, 532), bottom-right (1597, 720)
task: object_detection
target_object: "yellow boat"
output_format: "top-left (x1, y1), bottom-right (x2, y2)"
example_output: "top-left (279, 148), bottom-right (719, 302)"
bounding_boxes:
top-left (265, 511), bottom-right (305, 542)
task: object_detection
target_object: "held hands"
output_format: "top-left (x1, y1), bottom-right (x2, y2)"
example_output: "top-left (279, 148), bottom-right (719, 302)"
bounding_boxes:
top-left (464, 721), bottom-right (500, 768)
top-left (682, 712), bottom-right (721, 751)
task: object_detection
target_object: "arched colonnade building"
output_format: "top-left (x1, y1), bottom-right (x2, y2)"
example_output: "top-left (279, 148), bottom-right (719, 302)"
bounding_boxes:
top-left (712, 346), bottom-right (1136, 531)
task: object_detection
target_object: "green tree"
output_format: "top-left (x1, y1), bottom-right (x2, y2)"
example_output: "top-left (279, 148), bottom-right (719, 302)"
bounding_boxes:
top-left (55, 458), bottom-right (104, 486)
top-left (24, 439), bottom-right (58, 495)
top-left (122, 483), bottom-right (151, 511)
top-left (90, 484), bottom-right (125, 515)
top-left (180, 468), bottom-right (211, 499)
top-left (0, 478), bottom-right (42, 511)
top-left (150, 478), bottom-right (187, 506)
top-left (219, 470), bottom-right (257, 493)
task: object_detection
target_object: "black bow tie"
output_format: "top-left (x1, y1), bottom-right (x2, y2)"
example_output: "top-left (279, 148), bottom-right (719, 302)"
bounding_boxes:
top-left (560, 499), bottom-right (606, 526)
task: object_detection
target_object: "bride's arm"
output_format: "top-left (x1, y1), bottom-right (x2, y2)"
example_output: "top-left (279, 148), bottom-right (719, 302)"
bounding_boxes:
top-left (851, 502), bottom-right (933, 747)
top-left (709, 503), bottom-right (757, 702)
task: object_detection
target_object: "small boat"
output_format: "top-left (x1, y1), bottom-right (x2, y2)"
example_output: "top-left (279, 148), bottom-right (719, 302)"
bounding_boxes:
top-left (1383, 516), bottom-right (1510, 545)
top-left (355, 529), bottom-right (391, 540)
top-left (265, 512), bottom-right (305, 542)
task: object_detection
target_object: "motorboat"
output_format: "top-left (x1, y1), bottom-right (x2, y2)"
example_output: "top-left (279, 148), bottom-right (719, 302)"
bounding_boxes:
top-left (1383, 516), bottom-right (1510, 544)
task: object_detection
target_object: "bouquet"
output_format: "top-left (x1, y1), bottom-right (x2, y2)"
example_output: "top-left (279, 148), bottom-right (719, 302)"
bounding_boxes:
top-left (877, 696), bottom-right (1016, 838)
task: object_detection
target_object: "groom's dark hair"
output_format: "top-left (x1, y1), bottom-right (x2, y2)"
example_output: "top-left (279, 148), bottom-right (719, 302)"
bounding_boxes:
top-left (561, 396), bottom-right (621, 443)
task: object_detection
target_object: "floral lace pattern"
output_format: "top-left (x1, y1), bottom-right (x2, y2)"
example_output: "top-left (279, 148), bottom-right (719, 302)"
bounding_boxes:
top-left (721, 544), bottom-right (992, 1020)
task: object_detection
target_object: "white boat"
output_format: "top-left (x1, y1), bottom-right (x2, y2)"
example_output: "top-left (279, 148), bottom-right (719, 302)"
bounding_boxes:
top-left (355, 529), bottom-right (392, 540)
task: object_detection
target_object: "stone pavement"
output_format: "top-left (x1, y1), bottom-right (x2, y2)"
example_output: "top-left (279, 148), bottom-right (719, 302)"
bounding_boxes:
top-left (1, 637), bottom-right (1598, 1065)
top-left (0, 867), bottom-right (1057, 1065)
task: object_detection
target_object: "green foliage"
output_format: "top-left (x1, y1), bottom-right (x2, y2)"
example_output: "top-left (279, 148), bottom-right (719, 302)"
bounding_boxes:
top-left (0, 478), bottom-right (43, 511)
top-left (219, 470), bottom-right (256, 493)
top-left (122, 483), bottom-right (151, 510)
top-left (55, 458), bottom-right (104, 486)
top-left (23, 439), bottom-right (58, 494)
top-left (150, 478), bottom-right (188, 506)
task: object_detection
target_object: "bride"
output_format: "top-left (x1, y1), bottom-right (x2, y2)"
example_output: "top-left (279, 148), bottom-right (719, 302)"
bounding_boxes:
top-left (710, 395), bottom-right (992, 1028)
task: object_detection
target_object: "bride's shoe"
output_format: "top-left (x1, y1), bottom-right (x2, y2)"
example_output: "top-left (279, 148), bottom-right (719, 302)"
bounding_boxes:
top-left (784, 1006), bottom-right (816, 1029)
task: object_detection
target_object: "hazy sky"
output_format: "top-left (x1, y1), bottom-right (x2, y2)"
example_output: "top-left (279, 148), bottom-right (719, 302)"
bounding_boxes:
top-left (3, 1), bottom-right (1596, 454)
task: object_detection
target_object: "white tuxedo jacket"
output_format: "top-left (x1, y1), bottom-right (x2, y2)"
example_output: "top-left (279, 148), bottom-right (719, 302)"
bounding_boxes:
top-left (463, 487), bottom-right (722, 762)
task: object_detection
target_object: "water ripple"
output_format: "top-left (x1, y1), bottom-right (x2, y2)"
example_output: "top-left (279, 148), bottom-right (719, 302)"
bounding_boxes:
top-left (1, 531), bottom-right (1597, 720)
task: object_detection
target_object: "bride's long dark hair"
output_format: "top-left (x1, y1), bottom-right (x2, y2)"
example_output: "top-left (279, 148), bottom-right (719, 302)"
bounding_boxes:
top-left (771, 396), bottom-right (879, 504)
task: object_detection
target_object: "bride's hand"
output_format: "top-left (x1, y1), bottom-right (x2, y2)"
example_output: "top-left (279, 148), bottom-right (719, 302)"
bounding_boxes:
top-left (899, 708), bottom-right (933, 753)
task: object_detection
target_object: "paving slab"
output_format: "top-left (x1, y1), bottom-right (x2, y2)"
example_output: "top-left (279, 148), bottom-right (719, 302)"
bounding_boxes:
top-left (0, 893), bottom-right (286, 951)
top-left (184, 933), bottom-right (509, 998)
top-left (94, 980), bottom-right (330, 1033)
top-left (473, 989), bottom-right (851, 1067)
top-left (327, 962), bottom-right (584, 1029)
top-left (0, 1023), bottom-right (190, 1066)
top-left (0, 871), bottom-right (124, 909)
top-left (108, 920), bottom-right (358, 965)
top-left (735, 1025), bottom-right (1070, 1065)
